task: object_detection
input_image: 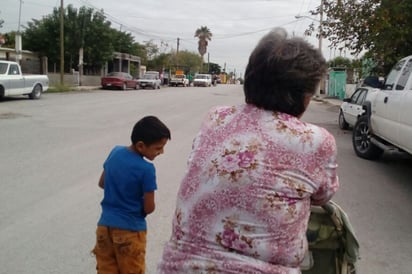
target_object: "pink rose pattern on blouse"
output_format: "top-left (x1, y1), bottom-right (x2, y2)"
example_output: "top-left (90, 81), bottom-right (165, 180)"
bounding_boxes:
top-left (158, 104), bottom-right (339, 274)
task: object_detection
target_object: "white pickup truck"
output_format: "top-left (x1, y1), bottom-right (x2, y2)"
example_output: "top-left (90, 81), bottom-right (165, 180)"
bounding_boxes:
top-left (352, 55), bottom-right (412, 160)
top-left (0, 60), bottom-right (49, 99)
top-left (169, 74), bottom-right (189, 87)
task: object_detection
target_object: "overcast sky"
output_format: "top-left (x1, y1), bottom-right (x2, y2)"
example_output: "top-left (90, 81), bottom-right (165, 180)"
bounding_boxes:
top-left (1, 0), bottom-right (336, 75)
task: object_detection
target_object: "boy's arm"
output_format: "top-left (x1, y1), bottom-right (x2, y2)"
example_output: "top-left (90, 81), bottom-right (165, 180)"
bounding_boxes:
top-left (98, 171), bottom-right (105, 189)
top-left (143, 191), bottom-right (155, 215)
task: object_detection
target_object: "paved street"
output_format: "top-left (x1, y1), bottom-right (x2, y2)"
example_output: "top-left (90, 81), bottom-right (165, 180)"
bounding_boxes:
top-left (1, 85), bottom-right (411, 274)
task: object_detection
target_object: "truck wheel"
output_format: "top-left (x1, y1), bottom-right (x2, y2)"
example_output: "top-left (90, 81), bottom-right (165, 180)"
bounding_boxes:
top-left (29, 84), bottom-right (42, 99)
top-left (352, 115), bottom-right (383, 160)
top-left (338, 110), bottom-right (349, 130)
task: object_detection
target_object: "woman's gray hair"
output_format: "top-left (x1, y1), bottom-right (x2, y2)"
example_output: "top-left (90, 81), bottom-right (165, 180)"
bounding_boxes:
top-left (243, 27), bottom-right (327, 116)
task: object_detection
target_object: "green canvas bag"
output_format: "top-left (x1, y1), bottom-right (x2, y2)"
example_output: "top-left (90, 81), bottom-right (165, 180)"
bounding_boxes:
top-left (301, 201), bottom-right (360, 274)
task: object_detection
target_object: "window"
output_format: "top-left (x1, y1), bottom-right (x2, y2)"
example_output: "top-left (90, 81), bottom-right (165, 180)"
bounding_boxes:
top-left (0, 63), bottom-right (7, 74)
top-left (355, 89), bottom-right (368, 104)
top-left (8, 64), bottom-right (19, 75)
top-left (395, 59), bottom-right (412, 90)
top-left (384, 59), bottom-right (405, 90)
top-left (350, 89), bottom-right (362, 103)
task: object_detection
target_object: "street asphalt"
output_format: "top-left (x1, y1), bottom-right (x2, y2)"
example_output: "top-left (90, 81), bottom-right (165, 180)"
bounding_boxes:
top-left (70, 85), bottom-right (343, 107)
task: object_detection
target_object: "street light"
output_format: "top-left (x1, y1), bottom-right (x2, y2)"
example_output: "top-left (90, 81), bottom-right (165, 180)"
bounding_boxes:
top-left (295, 0), bottom-right (324, 96)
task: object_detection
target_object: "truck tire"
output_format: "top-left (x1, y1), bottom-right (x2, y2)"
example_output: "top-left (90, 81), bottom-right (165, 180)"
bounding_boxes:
top-left (29, 84), bottom-right (42, 99)
top-left (352, 115), bottom-right (383, 160)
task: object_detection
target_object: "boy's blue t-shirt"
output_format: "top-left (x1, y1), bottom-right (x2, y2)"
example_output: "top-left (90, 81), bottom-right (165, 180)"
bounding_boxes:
top-left (98, 145), bottom-right (157, 231)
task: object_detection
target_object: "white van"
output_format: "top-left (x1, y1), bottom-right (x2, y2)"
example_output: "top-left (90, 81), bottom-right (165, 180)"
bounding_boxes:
top-left (193, 74), bottom-right (212, 87)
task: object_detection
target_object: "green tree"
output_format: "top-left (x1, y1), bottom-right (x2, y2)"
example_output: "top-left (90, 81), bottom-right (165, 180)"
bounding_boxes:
top-left (167, 50), bottom-right (202, 74)
top-left (149, 52), bottom-right (172, 71)
top-left (194, 26), bottom-right (212, 71)
top-left (22, 4), bottom-right (133, 74)
top-left (131, 42), bottom-right (148, 65)
top-left (144, 40), bottom-right (160, 61)
top-left (206, 62), bottom-right (221, 74)
top-left (307, 0), bottom-right (412, 73)
top-left (327, 56), bottom-right (352, 68)
top-left (1, 31), bottom-right (16, 48)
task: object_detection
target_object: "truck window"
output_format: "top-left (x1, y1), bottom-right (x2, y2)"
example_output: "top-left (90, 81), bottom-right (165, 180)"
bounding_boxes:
top-left (395, 59), bottom-right (412, 90)
top-left (0, 63), bottom-right (8, 74)
top-left (8, 64), bottom-right (19, 75)
top-left (350, 89), bottom-right (362, 103)
top-left (355, 89), bottom-right (368, 104)
top-left (383, 59), bottom-right (405, 90)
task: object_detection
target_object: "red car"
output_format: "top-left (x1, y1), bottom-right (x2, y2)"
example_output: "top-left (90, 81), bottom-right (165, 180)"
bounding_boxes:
top-left (101, 72), bottom-right (138, 90)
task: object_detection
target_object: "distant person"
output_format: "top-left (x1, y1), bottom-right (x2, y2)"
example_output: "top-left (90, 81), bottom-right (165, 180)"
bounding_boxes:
top-left (92, 116), bottom-right (171, 274)
top-left (160, 72), bottom-right (164, 85)
top-left (157, 27), bottom-right (339, 273)
top-left (187, 73), bottom-right (193, 86)
top-left (212, 74), bottom-right (218, 86)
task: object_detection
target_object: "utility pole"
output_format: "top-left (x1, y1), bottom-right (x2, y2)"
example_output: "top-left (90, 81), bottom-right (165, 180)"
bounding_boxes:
top-left (16, 0), bottom-right (22, 63)
top-left (119, 24), bottom-right (122, 72)
top-left (60, 0), bottom-right (64, 85)
top-left (319, 0), bottom-right (323, 52)
top-left (319, 0), bottom-right (324, 95)
top-left (176, 37), bottom-right (180, 68)
top-left (207, 52), bottom-right (210, 73)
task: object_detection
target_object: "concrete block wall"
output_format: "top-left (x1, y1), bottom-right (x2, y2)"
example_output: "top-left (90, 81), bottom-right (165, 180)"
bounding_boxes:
top-left (48, 73), bottom-right (101, 87)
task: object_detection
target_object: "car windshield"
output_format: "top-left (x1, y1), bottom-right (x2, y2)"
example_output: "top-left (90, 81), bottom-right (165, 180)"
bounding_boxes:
top-left (143, 74), bottom-right (156, 79)
top-left (107, 72), bottom-right (124, 77)
top-left (0, 63), bottom-right (8, 74)
top-left (195, 75), bottom-right (209, 79)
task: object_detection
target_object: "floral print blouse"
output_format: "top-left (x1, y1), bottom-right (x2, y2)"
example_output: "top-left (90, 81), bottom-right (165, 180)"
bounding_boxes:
top-left (158, 104), bottom-right (339, 274)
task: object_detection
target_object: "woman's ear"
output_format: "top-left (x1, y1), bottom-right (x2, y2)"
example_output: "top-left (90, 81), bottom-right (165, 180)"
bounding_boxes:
top-left (298, 93), bottom-right (313, 118)
top-left (303, 93), bottom-right (312, 109)
top-left (134, 141), bottom-right (146, 153)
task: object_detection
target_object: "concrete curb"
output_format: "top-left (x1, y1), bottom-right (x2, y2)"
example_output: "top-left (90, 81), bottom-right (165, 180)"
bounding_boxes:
top-left (72, 86), bottom-right (101, 91)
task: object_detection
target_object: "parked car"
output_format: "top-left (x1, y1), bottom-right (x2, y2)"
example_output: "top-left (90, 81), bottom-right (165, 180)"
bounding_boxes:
top-left (352, 55), bottom-right (412, 160)
top-left (137, 71), bottom-right (161, 89)
top-left (101, 72), bottom-right (138, 90)
top-left (0, 60), bottom-right (49, 99)
top-left (338, 87), bottom-right (372, 129)
top-left (193, 74), bottom-right (212, 87)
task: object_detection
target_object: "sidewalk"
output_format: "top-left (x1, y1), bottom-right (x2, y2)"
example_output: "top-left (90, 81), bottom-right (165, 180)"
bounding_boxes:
top-left (313, 94), bottom-right (342, 106)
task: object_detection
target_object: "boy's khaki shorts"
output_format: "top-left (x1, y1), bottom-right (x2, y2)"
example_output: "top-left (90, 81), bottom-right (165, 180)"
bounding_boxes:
top-left (92, 226), bottom-right (147, 274)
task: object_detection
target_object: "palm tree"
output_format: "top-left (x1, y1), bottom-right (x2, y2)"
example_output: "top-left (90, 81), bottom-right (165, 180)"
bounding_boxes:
top-left (194, 26), bottom-right (212, 72)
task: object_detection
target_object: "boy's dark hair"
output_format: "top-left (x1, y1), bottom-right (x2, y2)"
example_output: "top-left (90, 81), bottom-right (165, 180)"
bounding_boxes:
top-left (243, 27), bottom-right (327, 117)
top-left (131, 116), bottom-right (171, 145)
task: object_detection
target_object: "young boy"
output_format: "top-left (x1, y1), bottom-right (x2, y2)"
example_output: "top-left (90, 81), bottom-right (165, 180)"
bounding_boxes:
top-left (92, 116), bottom-right (171, 274)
